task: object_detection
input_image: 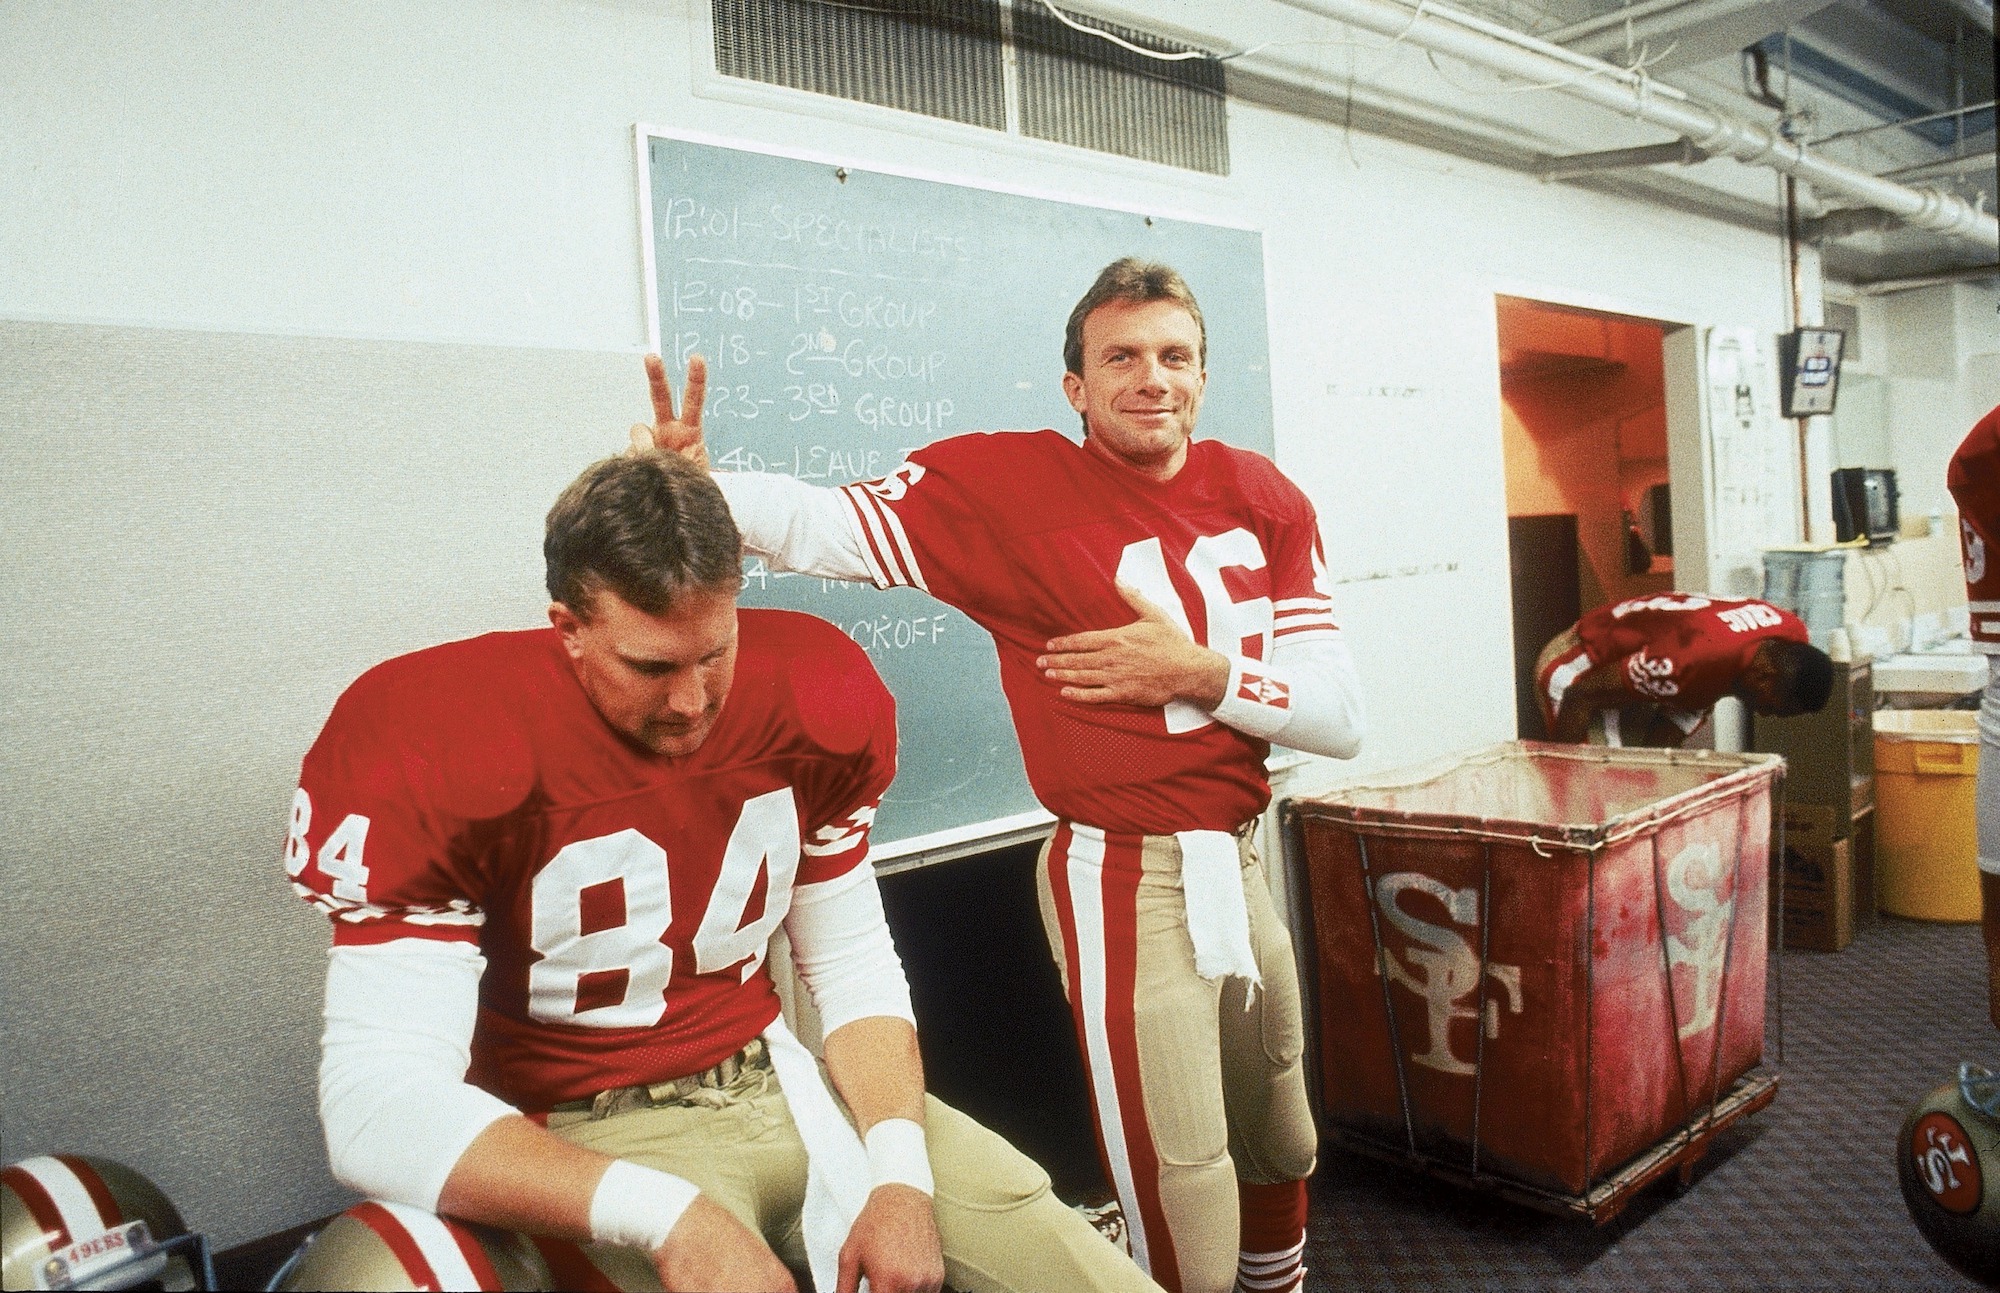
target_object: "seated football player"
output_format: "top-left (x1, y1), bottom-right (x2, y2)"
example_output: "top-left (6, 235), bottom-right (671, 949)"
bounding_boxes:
top-left (286, 450), bottom-right (1159, 1293)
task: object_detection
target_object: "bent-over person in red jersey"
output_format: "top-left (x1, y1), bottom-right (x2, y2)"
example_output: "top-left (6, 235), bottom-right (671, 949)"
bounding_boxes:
top-left (1534, 592), bottom-right (1833, 747)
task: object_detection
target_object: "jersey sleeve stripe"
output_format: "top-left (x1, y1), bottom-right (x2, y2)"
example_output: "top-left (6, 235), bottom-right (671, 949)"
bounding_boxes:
top-left (803, 828), bottom-right (868, 858)
top-left (839, 487), bottom-right (928, 591)
top-left (836, 487), bottom-right (900, 587)
top-left (804, 805), bottom-right (876, 858)
top-left (872, 504), bottom-right (928, 592)
top-left (331, 922), bottom-right (479, 948)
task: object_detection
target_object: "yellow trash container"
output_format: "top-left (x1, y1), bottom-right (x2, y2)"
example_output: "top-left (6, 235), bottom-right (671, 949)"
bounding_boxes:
top-left (1874, 710), bottom-right (1981, 922)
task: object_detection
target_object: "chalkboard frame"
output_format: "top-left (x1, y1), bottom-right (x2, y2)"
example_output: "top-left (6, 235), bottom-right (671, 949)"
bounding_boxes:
top-left (633, 125), bottom-right (1275, 865)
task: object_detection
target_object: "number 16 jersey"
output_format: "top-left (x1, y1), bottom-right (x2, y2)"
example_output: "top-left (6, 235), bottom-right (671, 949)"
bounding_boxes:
top-left (286, 611), bottom-right (895, 1111)
top-left (836, 430), bottom-right (1342, 836)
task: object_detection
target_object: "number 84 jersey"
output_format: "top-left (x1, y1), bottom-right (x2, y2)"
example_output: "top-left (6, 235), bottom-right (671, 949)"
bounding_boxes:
top-left (284, 611), bottom-right (895, 1111)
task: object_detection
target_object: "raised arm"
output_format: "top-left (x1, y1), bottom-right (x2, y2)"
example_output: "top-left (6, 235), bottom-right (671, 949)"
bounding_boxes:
top-left (633, 353), bottom-right (709, 469)
top-left (631, 354), bottom-right (874, 582)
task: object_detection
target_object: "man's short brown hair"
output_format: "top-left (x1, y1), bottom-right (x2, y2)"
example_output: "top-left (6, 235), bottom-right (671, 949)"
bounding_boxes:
top-left (544, 452), bottom-right (741, 618)
top-left (1063, 257), bottom-right (1208, 375)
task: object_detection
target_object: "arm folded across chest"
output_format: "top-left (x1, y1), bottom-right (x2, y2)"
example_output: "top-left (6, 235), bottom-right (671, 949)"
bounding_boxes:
top-left (1208, 632), bottom-right (1366, 759)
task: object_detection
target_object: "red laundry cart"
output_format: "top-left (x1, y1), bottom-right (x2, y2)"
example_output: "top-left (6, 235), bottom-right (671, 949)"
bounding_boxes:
top-left (1292, 742), bottom-right (1783, 1223)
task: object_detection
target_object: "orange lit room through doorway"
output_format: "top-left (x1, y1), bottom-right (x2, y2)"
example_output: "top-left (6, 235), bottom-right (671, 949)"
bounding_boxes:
top-left (1500, 296), bottom-right (1677, 740)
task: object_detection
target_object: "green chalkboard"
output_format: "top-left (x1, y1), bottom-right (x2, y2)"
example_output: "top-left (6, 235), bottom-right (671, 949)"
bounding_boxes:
top-left (640, 131), bottom-right (1275, 856)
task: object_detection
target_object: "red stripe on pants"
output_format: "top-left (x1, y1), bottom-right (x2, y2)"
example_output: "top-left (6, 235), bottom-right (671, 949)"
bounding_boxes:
top-left (1049, 827), bottom-right (1186, 1292)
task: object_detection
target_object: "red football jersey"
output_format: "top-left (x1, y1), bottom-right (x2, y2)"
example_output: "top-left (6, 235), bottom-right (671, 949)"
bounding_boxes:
top-left (1949, 406), bottom-right (2000, 652)
top-left (286, 611), bottom-right (895, 1110)
top-left (835, 430), bottom-right (1340, 835)
top-left (1577, 593), bottom-right (1809, 714)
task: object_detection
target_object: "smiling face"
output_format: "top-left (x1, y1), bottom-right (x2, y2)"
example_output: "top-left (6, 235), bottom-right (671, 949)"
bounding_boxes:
top-left (550, 583), bottom-right (739, 757)
top-left (1062, 297), bottom-right (1208, 482)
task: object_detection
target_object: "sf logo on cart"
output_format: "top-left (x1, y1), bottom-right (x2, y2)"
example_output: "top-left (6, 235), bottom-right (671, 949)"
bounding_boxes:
top-left (1663, 841), bottom-right (1734, 1042)
top-left (1372, 872), bottom-right (1524, 1076)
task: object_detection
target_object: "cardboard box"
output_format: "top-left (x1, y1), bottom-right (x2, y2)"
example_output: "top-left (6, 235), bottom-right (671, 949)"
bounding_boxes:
top-left (1775, 802), bottom-right (1841, 854)
top-left (1770, 836), bottom-right (1855, 952)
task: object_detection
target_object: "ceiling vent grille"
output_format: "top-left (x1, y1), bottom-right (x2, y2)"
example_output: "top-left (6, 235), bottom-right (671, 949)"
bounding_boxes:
top-left (712, 0), bottom-right (1007, 132)
top-left (1014, 5), bottom-right (1229, 175)
top-left (711, 0), bottom-right (1228, 175)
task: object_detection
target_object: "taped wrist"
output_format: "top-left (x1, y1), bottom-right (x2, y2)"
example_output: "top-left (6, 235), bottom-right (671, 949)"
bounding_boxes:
top-left (590, 1159), bottom-right (702, 1251)
top-left (863, 1118), bottom-right (934, 1196)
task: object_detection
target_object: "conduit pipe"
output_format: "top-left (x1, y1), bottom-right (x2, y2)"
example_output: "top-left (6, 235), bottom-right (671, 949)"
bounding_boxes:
top-left (1241, 0), bottom-right (1999, 249)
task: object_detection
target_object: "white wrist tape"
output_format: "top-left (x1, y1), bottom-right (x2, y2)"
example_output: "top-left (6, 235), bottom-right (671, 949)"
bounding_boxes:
top-left (863, 1118), bottom-right (934, 1196)
top-left (590, 1159), bottom-right (702, 1251)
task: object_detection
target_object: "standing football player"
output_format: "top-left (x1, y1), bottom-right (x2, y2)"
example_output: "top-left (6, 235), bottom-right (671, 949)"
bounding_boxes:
top-left (637, 258), bottom-right (1366, 1293)
top-left (1950, 407), bottom-right (2000, 1030)
top-left (287, 451), bottom-right (1158, 1293)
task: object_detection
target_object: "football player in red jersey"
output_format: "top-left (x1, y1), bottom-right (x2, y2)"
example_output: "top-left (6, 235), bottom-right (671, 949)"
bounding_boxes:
top-left (1949, 406), bottom-right (2000, 1029)
top-left (1533, 593), bottom-right (1833, 746)
top-left (287, 451), bottom-right (1159, 1293)
top-left (637, 259), bottom-right (1366, 1293)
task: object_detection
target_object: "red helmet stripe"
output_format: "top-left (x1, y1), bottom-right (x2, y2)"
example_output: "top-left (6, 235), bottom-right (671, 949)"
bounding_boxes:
top-left (1, 1163), bottom-right (71, 1251)
top-left (52, 1156), bottom-right (121, 1231)
top-left (449, 1222), bottom-right (504, 1290)
top-left (351, 1201), bottom-right (443, 1291)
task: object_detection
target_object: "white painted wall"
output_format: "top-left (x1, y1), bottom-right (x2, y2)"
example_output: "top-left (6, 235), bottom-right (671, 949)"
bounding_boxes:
top-left (0, 0), bottom-right (1921, 1247)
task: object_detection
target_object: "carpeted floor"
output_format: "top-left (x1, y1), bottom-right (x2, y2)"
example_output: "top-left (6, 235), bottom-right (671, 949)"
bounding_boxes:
top-left (1302, 913), bottom-right (1992, 1291)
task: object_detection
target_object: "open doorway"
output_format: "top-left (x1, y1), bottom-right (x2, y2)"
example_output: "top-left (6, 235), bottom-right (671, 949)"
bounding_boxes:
top-left (1499, 297), bottom-right (1677, 739)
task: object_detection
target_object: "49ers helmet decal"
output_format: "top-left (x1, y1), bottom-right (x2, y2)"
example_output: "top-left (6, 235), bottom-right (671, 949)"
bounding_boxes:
top-left (1, 1153), bottom-right (213, 1291)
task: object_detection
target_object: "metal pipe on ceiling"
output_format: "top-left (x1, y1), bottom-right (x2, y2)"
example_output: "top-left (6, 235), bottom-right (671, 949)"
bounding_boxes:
top-left (1245, 0), bottom-right (1997, 246)
top-left (1065, 0), bottom-right (1995, 249)
top-left (1941, 0), bottom-right (1995, 36)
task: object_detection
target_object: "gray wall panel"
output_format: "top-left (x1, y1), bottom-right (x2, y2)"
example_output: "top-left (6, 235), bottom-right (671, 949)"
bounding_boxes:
top-left (0, 321), bottom-right (644, 1245)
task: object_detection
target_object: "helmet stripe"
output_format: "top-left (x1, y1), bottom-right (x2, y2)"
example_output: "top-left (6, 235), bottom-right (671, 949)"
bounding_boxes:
top-left (51, 1156), bottom-right (121, 1231)
top-left (357, 1201), bottom-right (492, 1291)
top-left (447, 1223), bottom-right (504, 1290)
top-left (1, 1163), bottom-right (72, 1251)
top-left (351, 1202), bottom-right (444, 1291)
top-left (6, 1157), bottom-right (118, 1251)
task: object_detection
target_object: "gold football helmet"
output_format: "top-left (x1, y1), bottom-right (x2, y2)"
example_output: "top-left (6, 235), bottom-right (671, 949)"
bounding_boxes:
top-left (271, 1201), bottom-right (550, 1292)
top-left (0, 1153), bottom-right (212, 1291)
top-left (1898, 1062), bottom-right (2000, 1286)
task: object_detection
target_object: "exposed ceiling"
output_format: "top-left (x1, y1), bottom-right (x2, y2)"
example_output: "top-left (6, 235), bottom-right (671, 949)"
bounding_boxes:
top-left (1525, 0), bottom-right (1996, 286)
top-left (1068, 0), bottom-right (1997, 290)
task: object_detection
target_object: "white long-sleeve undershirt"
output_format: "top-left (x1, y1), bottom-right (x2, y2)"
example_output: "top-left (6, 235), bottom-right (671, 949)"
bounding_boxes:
top-left (316, 863), bottom-right (913, 1209)
top-left (716, 469), bottom-right (1365, 760)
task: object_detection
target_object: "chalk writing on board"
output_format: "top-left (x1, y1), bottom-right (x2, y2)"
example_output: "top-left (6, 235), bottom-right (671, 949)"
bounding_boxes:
top-left (643, 133), bottom-right (1275, 851)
